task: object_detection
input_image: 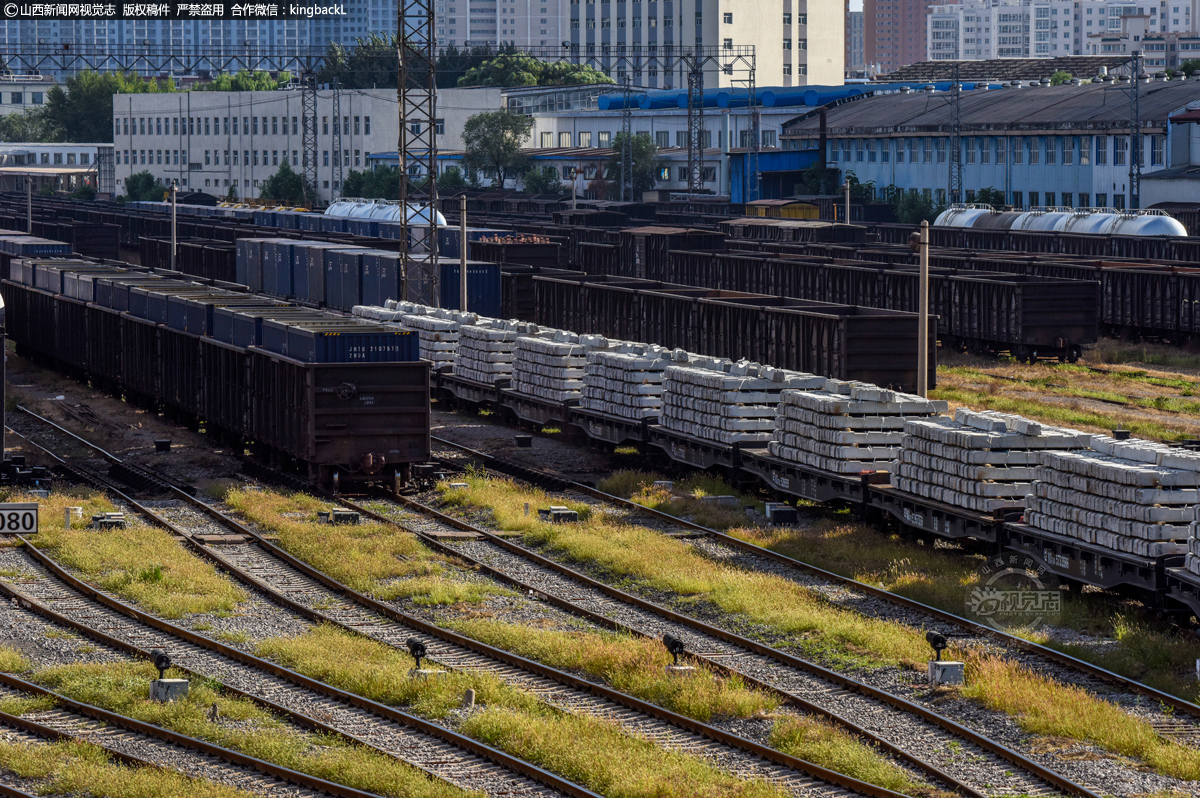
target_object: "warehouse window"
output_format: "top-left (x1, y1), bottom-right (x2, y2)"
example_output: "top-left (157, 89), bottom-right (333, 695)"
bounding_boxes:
top-left (1011, 138), bottom-right (1022, 164)
top-left (559, 132), bottom-right (572, 147)
top-left (1028, 191), bottom-right (1039, 206)
top-left (908, 138), bottom-right (918, 163)
top-left (223, 150), bottom-right (229, 165)
top-left (868, 140), bottom-right (877, 162)
top-left (354, 116), bottom-right (360, 135)
top-left (1113, 193), bottom-right (1125, 209)
top-left (658, 166), bottom-right (670, 180)
top-left (1027, 136), bottom-right (1038, 165)
top-left (253, 151), bottom-right (259, 166)
top-left (323, 150), bottom-right (329, 166)
top-left (1151, 134), bottom-right (1164, 165)
top-left (1062, 136), bottom-right (1074, 165)
top-left (273, 150), bottom-right (279, 166)
top-left (979, 137), bottom-right (989, 164)
top-left (364, 116), bottom-right (371, 135)
top-left (272, 117), bottom-right (279, 135)
top-left (224, 117), bottom-right (230, 135)
top-left (923, 137), bottom-right (932, 163)
top-left (294, 151), bottom-right (299, 166)
top-left (143, 118), bottom-right (149, 135)
top-left (205, 150), bottom-right (211, 165)
top-left (1095, 135), bottom-right (1107, 165)
top-left (204, 118), bottom-right (209, 136)
top-left (322, 116), bottom-right (328, 135)
top-left (1079, 192), bottom-right (1090, 207)
top-left (354, 150), bottom-right (360, 167)
top-left (1044, 136), bottom-right (1055, 165)
top-left (1045, 192), bottom-right (1055, 206)
top-left (1061, 192), bottom-right (1073, 207)
top-left (701, 166), bottom-right (716, 182)
top-left (253, 117), bottom-right (259, 135)
top-left (263, 150), bottom-right (268, 166)
top-left (1012, 191), bottom-right (1022, 206)
top-left (935, 138), bottom-right (946, 163)
top-left (293, 117), bottom-right (299, 135)
top-left (598, 131), bottom-right (611, 146)
top-left (965, 136), bottom-right (975, 164)
top-left (1096, 192), bottom-right (1107, 207)
top-left (1114, 135), bottom-right (1127, 166)
top-left (994, 137), bottom-right (1005, 165)
top-left (856, 139), bottom-right (864, 162)
top-left (233, 151), bottom-right (239, 166)
top-left (894, 138), bottom-right (904, 163)
top-left (678, 166), bottom-right (688, 180)
top-left (541, 132), bottom-right (554, 147)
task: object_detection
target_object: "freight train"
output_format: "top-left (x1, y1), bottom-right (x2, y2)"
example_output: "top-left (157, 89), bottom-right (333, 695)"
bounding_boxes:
top-left (0, 258), bottom-right (430, 489)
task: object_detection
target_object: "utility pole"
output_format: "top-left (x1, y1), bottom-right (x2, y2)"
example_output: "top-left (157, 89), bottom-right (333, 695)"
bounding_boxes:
top-left (1129, 50), bottom-right (1142, 210)
top-left (170, 181), bottom-right (178, 272)
top-left (910, 222), bottom-right (930, 398)
top-left (25, 178), bottom-right (31, 234)
top-left (843, 179), bottom-right (851, 224)
top-left (399, 0), bottom-right (440, 307)
top-left (331, 79), bottom-right (343, 201)
top-left (459, 193), bottom-right (468, 312)
top-left (620, 74), bottom-right (633, 202)
top-left (301, 73), bottom-right (318, 208)
top-left (686, 52), bottom-right (705, 194)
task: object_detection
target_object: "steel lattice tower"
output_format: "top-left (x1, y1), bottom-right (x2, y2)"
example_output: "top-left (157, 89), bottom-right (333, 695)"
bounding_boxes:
top-left (399, 0), bottom-right (440, 306)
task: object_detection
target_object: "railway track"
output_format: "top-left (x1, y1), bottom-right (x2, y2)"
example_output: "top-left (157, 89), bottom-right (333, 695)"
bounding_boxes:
top-left (430, 434), bottom-right (1200, 722)
top-left (10, 408), bottom-right (916, 798)
top-left (5, 423), bottom-right (587, 798)
top-left (0, 677), bottom-right (360, 798)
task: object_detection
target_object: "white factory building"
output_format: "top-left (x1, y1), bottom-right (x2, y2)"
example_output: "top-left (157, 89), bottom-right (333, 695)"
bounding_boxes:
top-left (113, 84), bottom-right (801, 202)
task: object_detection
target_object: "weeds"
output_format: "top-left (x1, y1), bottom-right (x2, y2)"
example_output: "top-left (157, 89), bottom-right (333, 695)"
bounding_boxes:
top-left (258, 625), bottom-right (787, 798)
top-left (965, 655), bottom-right (1200, 780)
top-left (439, 475), bottom-right (930, 668)
top-left (224, 487), bottom-right (508, 606)
top-left (0, 739), bottom-right (256, 798)
top-left (34, 659), bottom-right (474, 798)
top-left (15, 488), bottom-right (245, 619)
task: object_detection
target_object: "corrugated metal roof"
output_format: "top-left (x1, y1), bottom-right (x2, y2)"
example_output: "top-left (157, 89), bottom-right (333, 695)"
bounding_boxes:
top-left (883, 56), bottom-right (1131, 82)
top-left (782, 80), bottom-right (1200, 135)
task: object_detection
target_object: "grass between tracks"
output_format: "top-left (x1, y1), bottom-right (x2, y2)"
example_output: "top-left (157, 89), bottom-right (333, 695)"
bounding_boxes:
top-left (0, 739), bottom-right (256, 798)
top-left (221, 487), bottom-right (508, 606)
top-left (439, 474), bottom-right (930, 669)
top-left (597, 471), bottom-right (766, 531)
top-left (965, 655), bottom-right (1200, 781)
top-left (31, 659), bottom-right (475, 798)
top-left (258, 624), bottom-right (787, 798)
top-left (440, 473), bottom-right (1200, 781)
top-left (448, 618), bottom-right (934, 796)
top-left (11, 488), bottom-right (245, 619)
top-left (608, 468), bottom-right (1200, 703)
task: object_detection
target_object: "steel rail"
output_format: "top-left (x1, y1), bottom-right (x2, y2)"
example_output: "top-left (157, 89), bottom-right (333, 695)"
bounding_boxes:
top-left (4, 421), bottom-right (600, 798)
top-left (13, 408), bottom-right (916, 798)
top-left (431, 433), bottom-right (1200, 719)
top-left (371, 481), bottom-right (1105, 798)
top-left (0, 673), bottom-right (387, 798)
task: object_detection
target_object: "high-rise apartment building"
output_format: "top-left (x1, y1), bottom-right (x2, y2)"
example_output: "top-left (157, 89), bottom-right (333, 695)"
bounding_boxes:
top-left (865, 0), bottom-right (935, 72)
top-left (847, 10), bottom-right (865, 68)
top-left (926, 0), bottom-right (1193, 61)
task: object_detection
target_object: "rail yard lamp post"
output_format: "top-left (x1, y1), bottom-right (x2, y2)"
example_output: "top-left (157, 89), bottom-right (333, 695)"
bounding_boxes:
top-left (25, 178), bottom-right (31, 234)
top-left (910, 222), bottom-right (930, 398)
top-left (842, 179), bottom-right (851, 224)
top-left (169, 181), bottom-right (178, 273)
top-left (460, 193), bottom-right (468, 312)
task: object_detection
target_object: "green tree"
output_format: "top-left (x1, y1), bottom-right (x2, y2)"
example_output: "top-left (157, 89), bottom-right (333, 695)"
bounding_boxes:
top-left (1180, 59), bottom-right (1200, 76)
top-left (70, 182), bottom-right (96, 201)
top-left (0, 107), bottom-right (58, 142)
top-left (437, 44), bottom-right (517, 88)
top-left (603, 132), bottom-right (660, 199)
top-left (890, 188), bottom-right (945, 224)
top-left (462, 110), bottom-right (533, 187)
top-left (843, 171), bottom-right (876, 202)
top-left (123, 171), bottom-right (164, 202)
top-left (1049, 70), bottom-right (1072, 85)
top-left (798, 161), bottom-right (842, 195)
top-left (259, 161), bottom-right (308, 204)
top-left (342, 166), bottom-right (401, 200)
top-left (318, 34), bottom-right (401, 89)
top-left (440, 167), bottom-right (468, 190)
top-left (974, 186), bottom-right (1006, 207)
top-left (458, 54), bottom-right (614, 87)
top-left (45, 70), bottom-right (168, 143)
top-left (193, 70), bottom-right (291, 92)
top-left (522, 165), bottom-right (567, 194)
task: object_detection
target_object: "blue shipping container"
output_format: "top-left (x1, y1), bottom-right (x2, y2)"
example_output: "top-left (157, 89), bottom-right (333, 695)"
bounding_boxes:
top-left (439, 261), bottom-right (502, 317)
top-left (263, 320), bottom-right (420, 363)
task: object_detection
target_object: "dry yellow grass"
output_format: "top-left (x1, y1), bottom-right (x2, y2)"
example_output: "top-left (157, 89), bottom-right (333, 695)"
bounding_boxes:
top-left (438, 475), bottom-right (931, 668)
top-left (223, 487), bottom-right (505, 605)
top-left (449, 618), bottom-right (778, 721)
top-left (257, 625), bottom-right (787, 798)
top-left (19, 488), bottom-right (245, 618)
top-left (451, 618), bottom-right (935, 794)
top-left (0, 739), bottom-right (256, 798)
top-left (35, 659), bottom-right (474, 798)
top-left (964, 654), bottom-right (1200, 781)
top-left (0, 645), bottom-right (30, 673)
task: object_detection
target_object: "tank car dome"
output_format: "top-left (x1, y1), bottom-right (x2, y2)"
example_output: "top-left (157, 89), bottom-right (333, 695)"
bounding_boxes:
top-left (325, 200), bottom-right (446, 225)
top-left (1059, 212), bottom-right (1120, 235)
top-left (1012, 211), bottom-right (1074, 231)
top-left (1109, 212), bottom-right (1188, 237)
top-left (934, 206), bottom-right (992, 227)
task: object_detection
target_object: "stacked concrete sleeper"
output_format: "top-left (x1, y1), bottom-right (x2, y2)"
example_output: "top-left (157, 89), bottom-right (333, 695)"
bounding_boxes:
top-left (353, 300), bottom-right (1200, 564)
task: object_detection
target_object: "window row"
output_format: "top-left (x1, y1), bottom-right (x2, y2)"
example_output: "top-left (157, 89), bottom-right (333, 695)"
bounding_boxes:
top-left (116, 115), bottom-right (372, 138)
top-left (869, 186), bottom-right (1127, 210)
top-left (823, 133), bottom-right (1166, 167)
top-left (121, 148), bottom-right (366, 169)
top-left (535, 128), bottom-right (777, 148)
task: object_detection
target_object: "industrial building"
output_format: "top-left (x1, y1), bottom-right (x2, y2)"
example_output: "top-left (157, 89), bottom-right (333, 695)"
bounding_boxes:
top-left (774, 77), bottom-right (1200, 206)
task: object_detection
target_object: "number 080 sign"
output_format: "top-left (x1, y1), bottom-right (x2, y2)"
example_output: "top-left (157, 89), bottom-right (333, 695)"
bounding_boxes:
top-left (0, 503), bottom-right (38, 534)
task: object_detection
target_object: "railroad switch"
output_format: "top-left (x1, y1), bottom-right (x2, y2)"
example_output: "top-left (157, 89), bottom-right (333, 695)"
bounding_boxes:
top-left (537, 506), bottom-right (579, 523)
top-left (91, 512), bottom-right (126, 530)
top-left (330, 509), bottom-right (360, 525)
